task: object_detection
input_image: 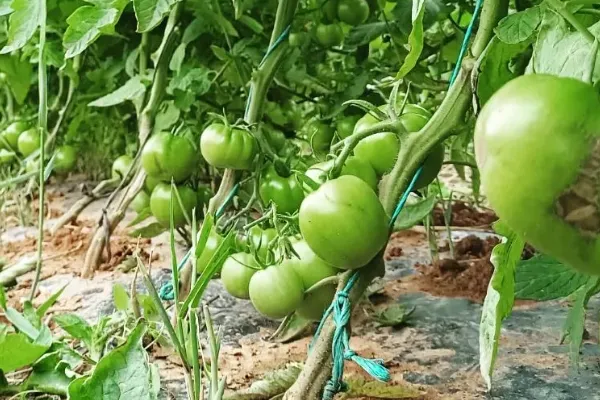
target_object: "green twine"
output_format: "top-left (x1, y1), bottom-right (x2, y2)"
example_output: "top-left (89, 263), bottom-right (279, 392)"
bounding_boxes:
top-left (449, 0), bottom-right (484, 85)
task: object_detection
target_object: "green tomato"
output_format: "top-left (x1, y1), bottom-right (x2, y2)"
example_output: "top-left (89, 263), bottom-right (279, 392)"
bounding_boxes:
top-left (353, 104), bottom-right (431, 175)
top-left (53, 145), bottom-right (77, 175)
top-left (197, 184), bottom-right (212, 210)
top-left (17, 128), bottom-right (40, 157)
top-left (248, 225), bottom-right (278, 262)
top-left (414, 143), bottom-right (445, 189)
top-left (130, 191), bottom-right (150, 213)
top-left (323, 0), bottom-right (339, 21)
top-left (221, 252), bottom-right (259, 299)
top-left (305, 156), bottom-right (377, 190)
top-left (259, 165), bottom-right (305, 214)
top-left (337, 0), bottom-right (370, 25)
top-left (315, 24), bottom-right (344, 48)
top-left (286, 239), bottom-right (340, 289)
top-left (303, 120), bottom-right (334, 152)
top-left (141, 132), bottom-right (197, 183)
top-left (0, 149), bottom-right (16, 164)
top-left (150, 183), bottom-right (197, 227)
top-left (289, 32), bottom-right (307, 47)
top-left (200, 123), bottom-right (257, 170)
top-left (249, 263), bottom-right (305, 319)
top-left (112, 155), bottom-right (134, 180)
top-left (1, 121), bottom-right (28, 150)
top-left (264, 128), bottom-right (287, 153)
top-left (336, 115), bottom-right (360, 139)
top-left (145, 175), bottom-right (161, 192)
top-left (299, 175), bottom-right (389, 269)
top-left (474, 74), bottom-right (600, 275)
top-left (196, 230), bottom-right (227, 274)
top-left (296, 284), bottom-right (336, 321)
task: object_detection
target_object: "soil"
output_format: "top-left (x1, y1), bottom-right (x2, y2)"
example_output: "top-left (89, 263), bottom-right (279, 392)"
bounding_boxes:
top-left (432, 200), bottom-right (498, 228)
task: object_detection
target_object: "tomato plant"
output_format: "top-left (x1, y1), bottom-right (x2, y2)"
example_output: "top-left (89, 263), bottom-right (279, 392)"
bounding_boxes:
top-left (111, 155), bottom-right (134, 181)
top-left (1, 121), bottom-right (28, 150)
top-left (337, 0), bottom-right (370, 26)
top-left (149, 183), bottom-right (197, 227)
top-left (259, 165), bottom-right (305, 214)
top-left (53, 145), bottom-right (77, 175)
top-left (336, 115), bottom-right (360, 139)
top-left (306, 156), bottom-right (377, 190)
top-left (315, 24), bottom-right (344, 48)
top-left (247, 225), bottom-right (277, 262)
top-left (130, 191), bottom-right (150, 213)
top-left (248, 263), bottom-right (305, 319)
top-left (300, 175), bottom-right (388, 269)
top-left (142, 132), bottom-right (197, 183)
top-left (17, 129), bottom-right (40, 157)
top-left (221, 252), bottom-right (259, 299)
top-left (200, 123), bottom-right (257, 170)
top-left (303, 120), bottom-right (335, 152)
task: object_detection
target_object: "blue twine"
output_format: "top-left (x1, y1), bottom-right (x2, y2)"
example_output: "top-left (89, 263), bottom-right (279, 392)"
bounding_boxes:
top-left (389, 166), bottom-right (423, 227)
top-left (449, 0), bottom-right (484, 85)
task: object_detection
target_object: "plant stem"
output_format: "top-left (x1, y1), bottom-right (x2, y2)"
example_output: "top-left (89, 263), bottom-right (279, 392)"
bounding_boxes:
top-left (4, 86), bottom-right (13, 119)
top-left (30, 0), bottom-right (47, 301)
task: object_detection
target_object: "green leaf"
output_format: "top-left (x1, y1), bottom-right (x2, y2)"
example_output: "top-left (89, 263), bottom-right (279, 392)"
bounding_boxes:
top-left (479, 220), bottom-right (525, 390)
top-left (345, 22), bottom-right (388, 47)
top-left (495, 6), bottom-right (542, 44)
top-left (396, 0), bottom-right (426, 79)
top-left (67, 321), bottom-right (158, 400)
top-left (5, 307), bottom-right (39, 339)
top-left (270, 314), bottom-right (312, 343)
top-left (37, 284), bottom-right (67, 318)
top-left (153, 100), bottom-right (180, 134)
top-left (561, 277), bottom-right (600, 368)
top-left (528, 10), bottom-right (600, 83)
top-left (63, 0), bottom-right (129, 59)
top-left (112, 283), bottom-right (130, 312)
top-left (476, 37), bottom-right (529, 105)
top-left (1, 0), bottom-right (42, 54)
top-left (129, 222), bottom-right (167, 238)
top-left (0, 329), bottom-right (52, 372)
top-left (24, 351), bottom-right (73, 396)
top-left (238, 15), bottom-right (263, 34)
top-left (0, 0), bottom-right (12, 16)
top-left (53, 313), bottom-right (93, 347)
top-left (0, 286), bottom-right (6, 310)
top-left (88, 76), bottom-right (146, 107)
top-left (393, 194), bottom-right (437, 231)
top-left (515, 254), bottom-right (590, 301)
top-left (372, 304), bottom-right (415, 327)
top-left (0, 53), bottom-right (33, 105)
top-left (127, 208), bottom-right (153, 227)
top-left (133, 0), bottom-right (176, 33)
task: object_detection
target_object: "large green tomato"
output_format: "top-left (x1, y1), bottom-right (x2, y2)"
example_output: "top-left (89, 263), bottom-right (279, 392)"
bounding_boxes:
top-left (315, 24), bottom-right (344, 48)
top-left (149, 183), bottom-right (197, 227)
top-left (353, 104), bottom-right (432, 176)
top-left (200, 123), bottom-right (257, 170)
top-left (111, 155), bottom-right (134, 180)
top-left (248, 225), bottom-right (277, 262)
top-left (336, 115), bottom-right (360, 139)
top-left (142, 132), bottom-right (197, 182)
top-left (303, 120), bottom-right (334, 152)
top-left (130, 191), bottom-right (150, 213)
top-left (145, 175), bottom-right (161, 192)
top-left (323, 0), bottom-right (339, 21)
top-left (259, 165), bottom-right (305, 214)
top-left (296, 285), bottom-right (336, 321)
top-left (221, 252), bottom-right (259, 299)
top-left (249, 263), bottom-right (304, 319)
top-left (196, 230), bottom-right (227, 274)
top-left (305, 156), bottom-right (377, 190)
top-left (299, 175), bottom-right (389, 269)
top-left (1, 121), bottom-right (28, 150)
top-left (53, 145), bottom-right (77, 175)
top-left (17, 128), bottom-right (40, 157)
top-left (337, 0), bottom-right (370, 25)
top-left (474, 74), bottom-right (600, 275)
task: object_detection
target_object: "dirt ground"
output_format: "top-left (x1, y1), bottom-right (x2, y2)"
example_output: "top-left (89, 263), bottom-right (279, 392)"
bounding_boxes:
top-left (1, 171), bottom-right (599, 400)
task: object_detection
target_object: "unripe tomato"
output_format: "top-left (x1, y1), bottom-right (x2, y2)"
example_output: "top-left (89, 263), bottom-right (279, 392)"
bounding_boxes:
top-left (337, 0), bottom-right (370, 25)
top-left (17, 128), bottom-right (40, 157)
top-left (248, 225), bottom-right (278, 262)
top-left (305, 156), bottom-right (377, 190)
top-left (259, 165), bottom-right (305, 214)
top-left (336, 115), bottom-right (360, 139)
top-left (296, 285), bottom-right (336, 321)
top-left (150, 183), bottom-right (197, 227)
top-left (303, 120), bottom-right (334, 152)
top-left (53, 145), bottom-right (77, 175)
top-left (289, 32), bottom-right (307, 47)
top-left (200, 123), bottom-right (257, 170)
top-left (323, 0), bottom-right (339, 21)
top-left (0, 149), bottom-right (16, 164)
top-left (221, 252), bottom-right (259, 299)
top-left (264, 128), bottom-right (287, 153)
top-left (196, 230), bottom-right (227, 274)
top-left (249, 263), bottom-right (305, 319)
top-left (145, 175), bottom-right (161, 192)
top-left (130, 191), bottom-right (150, 213)
top-left (353, 104), bottom-right (431, 176)
top-left (315, 24), bottom-right (344, 48)
top-left (111, 155), bottom-right (134, 180)
top-left (196, 184), bottom-right (212, 211)
top-left (414, 144), bottom-right (445, 189)
top-left (1, 121), bottom-right (28, 150)
top-left (142, 132), bottom-right (197, 182)
top-left (474, 74), bottom-right (600, 275)
top-left (300, 175), bottom-right (389, 269)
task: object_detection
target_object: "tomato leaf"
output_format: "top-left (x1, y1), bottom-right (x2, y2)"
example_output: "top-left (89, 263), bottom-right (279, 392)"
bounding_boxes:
top-left (0, 54), bottom-right (33, 104)
top-left (133, 0), bottom-right (177, 33)
top-left (528, 10), bottom-right (600, 83)
top-left (494, 5), bottom-right (542, 44)
top-left (345, 22), bottom-right (388, 47)
top-left (270, 313), bottom-right (313, 343)
top-left (63, 0), bottom-right (129, 59)
top-left (479, 220), bottom-right (525, 390)
top-left (396, 0), bottom-right (426, 79)
top-left (88, 76), bottom-right (147, 107)
top-left (0, 0), bottom-right (42, 54)
top-left (515, 254), bottom-right (590, 301)
top-left (561, 277), bottom-right (600, 368)
top-left (129, 221), bottom-right (168, 238)
top-left (393, 194), bottom-right (437, 231)
top-left (67, 321), bottom-right (159, 400)
top-left (476, 37), bottom-right (530, 106)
